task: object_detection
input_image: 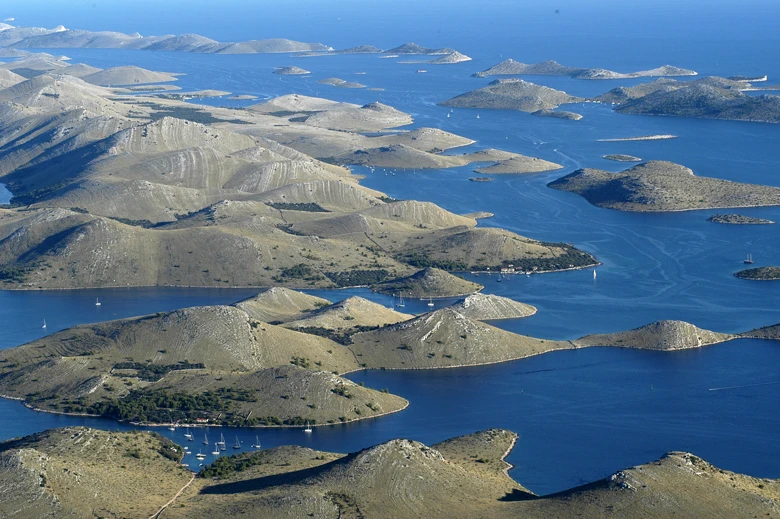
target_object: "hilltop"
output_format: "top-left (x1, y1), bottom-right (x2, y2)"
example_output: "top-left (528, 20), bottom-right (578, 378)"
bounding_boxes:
top-left (80, 65), bottom-right (181, 85)
top-left (439, 79), bottom-right (584, 112)
top-left (447, 293), bottom-right (537, 320)
top-left (548, 160), bottom-right (780, 211)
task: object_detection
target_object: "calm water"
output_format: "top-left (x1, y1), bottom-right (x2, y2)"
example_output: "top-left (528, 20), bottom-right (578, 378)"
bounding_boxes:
top-left (1, 0), bottom-right (779, 495)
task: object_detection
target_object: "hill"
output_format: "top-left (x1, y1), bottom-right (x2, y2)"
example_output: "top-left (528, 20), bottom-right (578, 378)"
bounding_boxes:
top-left (548, 160), bottom-right (780, 211)
top-left (372, 267), bottom-right (483, 297)
top-left (348, 308), bottom-right (572, 369)
top-left (439, 79), bottom-right (584, 112)
top-left (447, 293), bottom-right (537, 320)
top-left (474, 154), bottom-right (563, 174)
top-left (283, 296), bottom-right (413, 331)
top-left (272, 65), bottom-right (310, 75)
top-left (574, 320), bottom-right (736, 350)
top-left (81, 65), bottom-right (181, 85)
top-left (0, 427), bottom-right (192, 519)
top-left (429, 51), bottom-right (472, 64)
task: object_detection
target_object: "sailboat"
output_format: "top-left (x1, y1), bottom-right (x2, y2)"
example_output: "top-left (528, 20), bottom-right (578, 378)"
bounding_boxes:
top-left (211, 443), bottom-right (220, 456)
top-left (476, 114), bottom-right (480, 119)
top-left (304, 422), bottom-right (313, 433)
top-left (446, 112), bottom-right (450, 118)
top-left (195, 449), bottom-right (206, 461)
top-left (183, 426), bottom-right (193, 441)
top-left (593, 269), bottom-right (597, 279)
top-left (251, 435), bottom-right (262, 449)
top-left (427, 297), bottom-right (434, 307)
top-left (744, 253), bottom-right (754, 264)
top-left (203, 432), bottom-right (209, 445)
top-left (42, 319), bottom-right (46, 329)
top-left (218, 433), bottom-right (226, 451)
top-left (233, 435), bottom-right (241, 449)
top-left (397, 293), bottom-right (405, 308)
top-left (95, 297), bottom-right (101, 306)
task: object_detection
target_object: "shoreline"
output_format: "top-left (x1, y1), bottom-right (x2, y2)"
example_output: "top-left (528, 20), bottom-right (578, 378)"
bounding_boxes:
top-left (0, 262), bottom-right (600, 292)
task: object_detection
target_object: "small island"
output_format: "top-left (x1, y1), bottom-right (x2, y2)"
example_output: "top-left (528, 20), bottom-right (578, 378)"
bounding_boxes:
top-left (531, 109), bottom-right (583, 120)
top-left (469, 177), bottom-right (494, 182)
top-left (273, 66), bottom-right (311, 75)
top-left (707, 214), bottom-right (775, 224)
top-left (734, 266), bottom-right (780, 280)
top-left (603, 154), bottom-right (642, 162)
top-left (439, 79), bottom-right (584, 112)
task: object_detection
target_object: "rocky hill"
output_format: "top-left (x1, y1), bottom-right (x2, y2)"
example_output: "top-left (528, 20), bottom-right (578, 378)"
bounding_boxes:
top-left (372, 267), bottom-right (483, 297)
top-left (575, 320), bottom-right (736, 350)
top-left (548, 160), bottom-right (780, 211)
top-left (473, 58), bottom-right (696, 80)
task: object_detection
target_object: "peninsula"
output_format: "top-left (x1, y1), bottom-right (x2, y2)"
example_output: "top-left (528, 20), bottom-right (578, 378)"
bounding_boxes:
top-left (734, 266), bottom-right (780, 280)
top-left (707, 214), bottom-right (775, 224)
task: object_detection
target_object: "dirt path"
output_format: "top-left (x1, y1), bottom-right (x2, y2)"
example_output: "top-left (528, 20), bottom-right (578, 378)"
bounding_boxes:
top-left (149, 472), bottom-right (196, 519)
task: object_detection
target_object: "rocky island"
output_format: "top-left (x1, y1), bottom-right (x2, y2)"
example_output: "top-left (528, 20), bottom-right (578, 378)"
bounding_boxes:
top-left (548, 160), bottom-right (780, 211)
top-left (707, 213), bottom-right (775, 224)
top-left (439, 79), bottom-right (584, 112)
top-left (273, 66), bottom-right (310, 75)
top-left (473, 58), bottom-right (697, 80)
top-left (603, 154), bottom-right (642, 162)
top-left (531, 109), bottom-right (583, 120)
top-left (734, 266), bottom-right (780, 280)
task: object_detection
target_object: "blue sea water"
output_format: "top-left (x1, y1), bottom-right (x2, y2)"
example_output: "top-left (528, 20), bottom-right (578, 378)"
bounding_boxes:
top-left (0, 0), bottom-right (779, 495)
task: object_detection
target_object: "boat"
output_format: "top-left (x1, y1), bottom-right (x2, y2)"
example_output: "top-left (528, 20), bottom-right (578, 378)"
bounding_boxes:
top-left (427, 297), bottom-right (434, 307)
top-left (183, 427), bottom-right (193, 441)
top-left (218, 433), bottom-right (226, 447)
top-left (251, 435), bottom-right (262, 449)
top-left (195, 450), bottom-right (206, 460)
top-left (744, 253), bottom-right (754, 264)
top-left (211, 443), bottom-right (220, 456)
top-left (593, 269), bottom-right (597, 279)
top-left (203, 432), bottom-right (208, 445)
top-left (447, 112), bottom-right (450, 118)
top-left (304, 422), bottom-right (313, 433)
top-left (476, 114), bottom-right (480, 119)
top-left (397, 293), bottom-right (405, 308)
top-left (233, 435), bottom-right (241, 449)
top-left (95, 297), bottom-right (101, 306)
top-left (42, 319), bottom-right (46, 329)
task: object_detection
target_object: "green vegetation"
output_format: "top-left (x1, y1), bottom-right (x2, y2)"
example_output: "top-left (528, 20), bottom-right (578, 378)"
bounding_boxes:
top-left (199, 451), bottom-right (267, 479)
top-left (402, 252), bottom-right (468, 271)
top-left (325, 269), bottom-right (390, 287)
top-left (266, 202), bottom-right (330, 212)
top-left (112, 361), bottom-right (206, 382)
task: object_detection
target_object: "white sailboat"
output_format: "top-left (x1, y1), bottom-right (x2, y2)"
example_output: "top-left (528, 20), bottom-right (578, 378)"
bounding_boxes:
top-left (233, 435), bottom-right (241, 449)
top-left (427, 297), bottom-right (434, 307)
top-left (251, 435), bottom-right (262, 449)
top-left (211, 443), bottom-right (220, 456)
top-left (397, 293), bottom-right (405, 308)
top-left (95, 297), bottom-right (101, 306)
top-left (219, 433), bottom-right (226, 451)
top-left (42, 319), bottom-right (46, 329)
top-left (183, 426), bottom-right (193, 441)
top-left (304, 421), bottom-right (313, 433)
top-left (203, 432), bottom-right (209, 445)
top-left (593, 269), bottom-right (597, 279)
top-left (195, 449), bottom-right (206, 460)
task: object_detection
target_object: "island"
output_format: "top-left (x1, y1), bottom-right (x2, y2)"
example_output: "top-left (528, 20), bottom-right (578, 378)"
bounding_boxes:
top-left (734, 266), bottom-right (780, 280)
top-left (593, 76), bottom-right (780, 124)
top-left (574, 320), bottom-right (736, 350)
top-left (473, 58), bottom-right (697, 80)
top-left (469, 176), bottom-right (494, 182)
top-left (547, 160), bottom-right (780, 212)
top-left (439, 79), bottom-right (584, 112)
top-left (316, 77), bottom-right (366, 88)
top-left (707, 214), bottom-right (775, 224)
top-left (1, 426), bottom-right (777, 518)
top-left (272, 66), bottom-right (310, 75)
top-left (603, 154), bottom-right (642, 162)
top-left (531, 109), bottom-right (583, 120)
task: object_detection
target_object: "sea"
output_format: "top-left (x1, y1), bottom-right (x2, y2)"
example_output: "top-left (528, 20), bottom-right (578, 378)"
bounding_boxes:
top-left (0, 0), bottom-right (779, 495)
